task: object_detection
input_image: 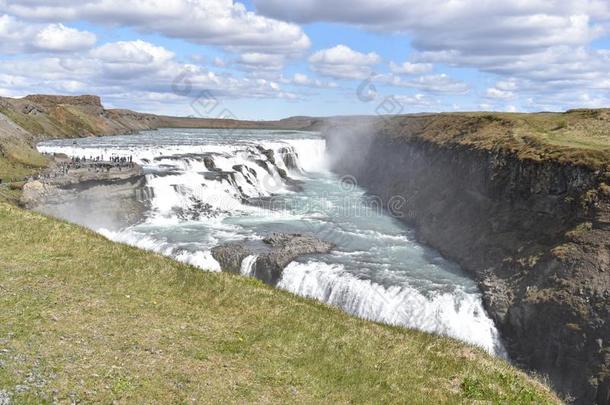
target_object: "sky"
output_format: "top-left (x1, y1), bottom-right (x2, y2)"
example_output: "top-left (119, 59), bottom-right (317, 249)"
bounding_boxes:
top-left (0, 0), bottom-right (609, 120)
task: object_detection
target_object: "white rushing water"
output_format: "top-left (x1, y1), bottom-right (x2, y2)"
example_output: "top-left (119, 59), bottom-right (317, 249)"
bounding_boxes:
top-left (38, 128), bottom-right (506, 356)
top-left (278, 261), bottom-right (500, 351)
top-left (240, 255), bottom-right (259, 277)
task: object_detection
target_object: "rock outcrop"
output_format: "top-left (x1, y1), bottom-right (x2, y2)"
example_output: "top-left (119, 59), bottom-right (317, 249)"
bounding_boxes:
top-left (212, 233), bottom-right (334, 285)
top-left (326, 119), bottom-right (610, 404)
top-left (21, 161), bottom-right (148, 229)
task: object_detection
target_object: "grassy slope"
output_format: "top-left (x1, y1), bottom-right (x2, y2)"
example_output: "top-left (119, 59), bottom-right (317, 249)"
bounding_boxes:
top-left (0, 203), bottom-right (559, 403)
top-left (0, 110), bottom-right (49, 203)
top-left (380, 109), bottom-right (610, 169)
top-left (0, 138), bottom-right (48, 204)
top-left (0, 139), bottom-right (47, 180)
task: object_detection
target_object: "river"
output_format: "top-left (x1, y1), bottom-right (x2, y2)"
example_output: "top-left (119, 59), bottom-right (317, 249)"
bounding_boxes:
top-left (38, 128), bottom-right (505, 356)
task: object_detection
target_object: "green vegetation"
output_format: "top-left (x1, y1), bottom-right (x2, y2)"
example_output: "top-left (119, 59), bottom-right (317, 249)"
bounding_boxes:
top-left (0, 104), bottom-right (98, 139)
top-left (0, 137), bottom-right (48, 203)
top-left (0, 140), bottom-right (47, 178)
top-left (0, 107), bottom-right (46, 136)
top-left (383, 109), bottom-right (610, 169)
top-left (48, 105), bottom-right (99, 136)
top-left (0, 203), bottom-right (559, 403)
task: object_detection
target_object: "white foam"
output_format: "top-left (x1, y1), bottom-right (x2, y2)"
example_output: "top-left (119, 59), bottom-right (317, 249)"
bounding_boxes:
top-left (175, 250), bottom-right (221, 272)
top-left (278, 260), bottom-right (506, 356)
top-left (99, 228), bottom-right (221, 272)
top-left (38, 137), bottom-right (328, 224)
top-left (240, 255), bottom-right (259, 277)
top-left (99, 228), bottom-right (173, 255)
top-left (261, 139), bottom-right (328, 173)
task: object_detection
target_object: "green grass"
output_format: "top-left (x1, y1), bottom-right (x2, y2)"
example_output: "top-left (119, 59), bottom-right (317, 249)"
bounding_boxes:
top-left (382, 109), bottom-right (610, 169)
top-left (0, 107), bottom-right (46, 136)
top-left (0, 203), bottom-right (560, 403)
top-left (462, 110), bottom-right (610, 153)
top-left (0, 137), bottom-right (48, 203)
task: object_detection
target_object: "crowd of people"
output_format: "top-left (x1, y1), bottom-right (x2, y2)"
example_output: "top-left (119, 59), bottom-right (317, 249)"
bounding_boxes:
top-left (34, 153), bottom-right (136, 180)
top-left (69, 154), bottom-right (135, 172)
top-left (70, 154), bottom-right (133, 165)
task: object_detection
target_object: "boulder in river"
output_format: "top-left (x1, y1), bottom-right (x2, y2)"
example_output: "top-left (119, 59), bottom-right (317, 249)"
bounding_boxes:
top-left (211, 233), bottom-right (334, 285)
top-left (278, 147), bottom-right (300, 171)
top-left (256, 145), bottom-right (276, 164)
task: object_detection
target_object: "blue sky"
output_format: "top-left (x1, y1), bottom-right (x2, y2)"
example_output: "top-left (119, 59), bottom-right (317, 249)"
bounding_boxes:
top-left (0, 0), bottom-right (609, 119)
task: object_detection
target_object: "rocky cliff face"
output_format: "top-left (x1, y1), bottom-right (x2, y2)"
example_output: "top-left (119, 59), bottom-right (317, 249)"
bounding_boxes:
top-left (23, 95), bottom-right (104, 108)
top-left (21, 161), bottom-right (148, 230)
top-left (326, 123), bottom-right (610, 404)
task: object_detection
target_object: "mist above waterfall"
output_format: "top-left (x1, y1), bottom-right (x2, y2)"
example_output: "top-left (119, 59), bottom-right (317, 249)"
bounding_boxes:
top-left (323, 117), bottom-right (380, 175)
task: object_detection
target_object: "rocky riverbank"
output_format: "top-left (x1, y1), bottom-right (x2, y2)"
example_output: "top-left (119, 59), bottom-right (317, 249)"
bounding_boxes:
top-left (21, 154), bottom-right (148, 230)
top-left (325, 116), bottom-right (610, 404)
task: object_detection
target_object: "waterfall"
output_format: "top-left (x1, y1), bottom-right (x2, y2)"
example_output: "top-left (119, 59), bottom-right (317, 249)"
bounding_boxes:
top-left (278, 261), bottom-right (506, 356)
top-left (38, 129), bottom-right (506, 359)
top-left (273, 139), bottom-right (329, 173)
top-left (240, 255), bottom-right (259, 277)
top-left (98, 228), bottom-right (222, 272)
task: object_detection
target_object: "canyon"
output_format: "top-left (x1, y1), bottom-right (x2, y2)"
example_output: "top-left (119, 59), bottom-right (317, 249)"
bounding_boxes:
top-left (326, 113), bottom-right (610, 403)
top-left (1, 95), bottom-right (609, 403)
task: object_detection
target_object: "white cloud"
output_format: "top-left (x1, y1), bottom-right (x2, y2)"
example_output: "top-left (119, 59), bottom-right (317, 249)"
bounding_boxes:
top-left (33, 23), bottom-right (96, 52)
top-left (91, 40), bottom-right (173, 64)
top-left (1, 0), bottom-right (609, 113)
top-left (486, 87), bottom-right (514, 99)
top-left (381, 73), bottom-right (470, 94)
top-left (292, 73), bottom-right (311, 85)
top-left (310, 44), bottom-right (380, 65)
top-left (394, 93), bottom-right (439, 108)
top-left (236, 52), bottom-right (286, 70)
top-left (0, 0), bottom-right (310, 56)
top-left (254, 0), bottom-right (610, 104)
top-left (287, 73), bottom-right (337, 88)
top-left (213, 57), bottom-right (227, 68)
top-left (0, 14), bottom-right (96, 53)
top-left (0, 39), bottom-right (300, 113)
top-left (89, 40), bottom-right (175, 78)
top-left (309, 45), bottom-right (380, 79)
top-left (254, 0), bottom-right (610, 43)
top-left (389, 61), bottom-right (433, 75)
